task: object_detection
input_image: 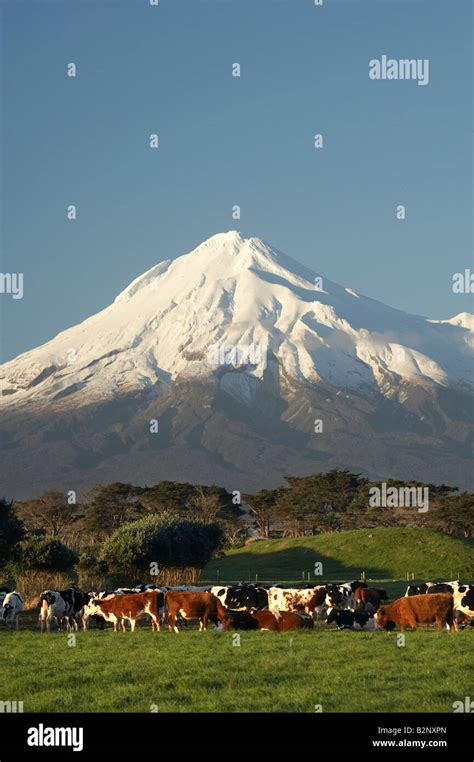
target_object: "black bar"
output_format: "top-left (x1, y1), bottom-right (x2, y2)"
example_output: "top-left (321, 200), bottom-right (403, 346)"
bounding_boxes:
top-left (0, 712), bottom-right (471, 756)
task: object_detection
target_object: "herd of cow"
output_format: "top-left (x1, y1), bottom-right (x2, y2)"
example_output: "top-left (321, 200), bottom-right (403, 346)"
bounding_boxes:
top-left (0, 578), bottom-right (473, 635)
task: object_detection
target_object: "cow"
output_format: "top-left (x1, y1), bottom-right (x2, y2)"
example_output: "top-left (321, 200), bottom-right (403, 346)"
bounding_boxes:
top-left (324, 581), bottom-right (367, 612)
top-left (405, 581), bottom-right (461, 597)
top-left (453, 585), bottom-right (474, 619)
top-left (354, 587), bottom-right (388, 612)
top-left (455, 611), bottom-right (474, 629)
top-left (326, 608), bottom-right (381, 631)
top-left (405, 583), bottom-right (432, 596)
top-left (228, 609), bottom-right (313, 631)
top-left (242, 610), bottom-right (279, 631)
top-left (376, 593), bottom-right (456, 632)
top-left (267, 586), bottom-right (326, 617)
top-left (211, 585), bottom-right (268, 612)
top-left (88, 591), bottom-right (163, 632)
top-left (2, 591), bottom-right (23, 629)
top-left (165, 591), bottom-right (231, 633)
top-left (277, 611), bottom-right (314, 631)
top-left (0, 590), bottom-right (8, 620)
top-left (81, 592), bottom-right (115, 631)
top-left (227, 609), bottom-right (277, 630)
top-left (39, 589), bottom-right (90, 632)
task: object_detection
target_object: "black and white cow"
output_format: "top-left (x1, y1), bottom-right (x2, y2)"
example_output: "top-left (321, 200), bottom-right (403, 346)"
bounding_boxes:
top-left (39, 589), bottom-right (90, 632)
top-left (405, 581), bottom-right (460, 597)
top-left (80, 592), bottom-right (113, 630)
top-left (453, 585), bottom-right (474, 620)
top-left (324, 581), bottom-right (367, 612)
top-left (0, 590), bottom-right (8, 620)
top-left (211, 585), bottom-right (269, 611)
top-left (2, 591), bottom-right (23, 629)
top-left (326, 608), bottom-right (381, 631)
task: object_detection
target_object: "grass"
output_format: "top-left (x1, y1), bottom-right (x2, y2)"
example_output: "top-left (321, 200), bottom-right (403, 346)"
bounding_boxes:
top-left (203, 528), bottom-right (474, 584)
top-left (0, 617), bottom-right (471, 713)
top-left (1, 528), bottom-right (471, 714)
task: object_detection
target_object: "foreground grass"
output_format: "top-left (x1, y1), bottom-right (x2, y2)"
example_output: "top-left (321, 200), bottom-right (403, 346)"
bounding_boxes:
top-left (203, 528), bottom-right (474, 583)
top-left (0, 623), bottom-right (471, 713)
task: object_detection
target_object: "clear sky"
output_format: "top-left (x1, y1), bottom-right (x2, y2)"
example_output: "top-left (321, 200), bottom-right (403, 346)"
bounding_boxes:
top-left (1, 0), bottom-right (472, 362)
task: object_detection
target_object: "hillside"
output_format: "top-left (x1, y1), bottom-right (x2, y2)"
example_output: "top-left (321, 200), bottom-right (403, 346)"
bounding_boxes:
top-left (203, 528), bottom-right (474, 583)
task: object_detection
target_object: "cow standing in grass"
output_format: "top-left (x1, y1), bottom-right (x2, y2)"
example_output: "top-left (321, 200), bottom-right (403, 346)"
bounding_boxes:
top-left (165, 591), bottom-right (231, 633)
top-left (0, 590), bottom-right (8, 621)
top-left (39, 589), bottom-right (90, 633)
top-left (88, 591), bottom-right (163, 632)
top-left (211, 585), bottom-right (268, 612)
top-left (268, 587), bottom-right (327, 618)
top-left (2, 591), bottom-right (23, 629)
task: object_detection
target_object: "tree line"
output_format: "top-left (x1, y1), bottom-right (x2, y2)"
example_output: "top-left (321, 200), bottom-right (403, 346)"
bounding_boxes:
top-left (0, 481), bottom-right (240, 594)
top-left (244, 470), bottom-right (473, 539)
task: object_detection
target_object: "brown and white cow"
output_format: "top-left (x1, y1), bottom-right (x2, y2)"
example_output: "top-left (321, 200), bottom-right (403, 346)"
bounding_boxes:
top-left (88, 591), bottom-right (163, 632)
top-left (267, 586), bottom-right (326, 617)
top-left (165, 591), bottom-right (231, 633)
top-left (375, 593), bottom-right (456, 632)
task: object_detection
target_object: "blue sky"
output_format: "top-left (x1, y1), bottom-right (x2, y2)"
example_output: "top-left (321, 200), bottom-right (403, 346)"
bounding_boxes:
top-left (1, 0), bottom-right (472, 362)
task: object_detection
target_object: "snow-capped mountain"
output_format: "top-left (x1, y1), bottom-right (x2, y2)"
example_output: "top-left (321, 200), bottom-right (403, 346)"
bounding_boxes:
top-left (1, 231), bottom-right (473, 498)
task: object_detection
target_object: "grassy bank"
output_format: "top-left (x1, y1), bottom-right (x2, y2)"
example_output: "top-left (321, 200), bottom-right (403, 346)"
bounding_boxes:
top-left (203, 528), bottom-right (474, 584)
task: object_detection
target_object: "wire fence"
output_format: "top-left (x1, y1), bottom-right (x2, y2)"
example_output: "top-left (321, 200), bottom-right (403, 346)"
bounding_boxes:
top-left (200, 569), bottom-right (470, 585)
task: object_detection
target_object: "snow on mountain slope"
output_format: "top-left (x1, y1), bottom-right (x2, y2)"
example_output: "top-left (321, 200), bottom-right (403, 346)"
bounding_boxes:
top-left (0, 231), bottom-right (472, 410)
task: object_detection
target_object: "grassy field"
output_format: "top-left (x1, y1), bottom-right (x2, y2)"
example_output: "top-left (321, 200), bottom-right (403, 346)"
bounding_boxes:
top-left (203, 527), bottom-right (474, 584)
top-left (0, 618), bottom-right (472, 713)
top-left (1, 527), bottom-right (471, 714)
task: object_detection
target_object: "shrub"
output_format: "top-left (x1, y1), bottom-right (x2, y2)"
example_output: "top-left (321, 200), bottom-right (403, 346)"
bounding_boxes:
top-left (101, 512), bottom-right (224, 582)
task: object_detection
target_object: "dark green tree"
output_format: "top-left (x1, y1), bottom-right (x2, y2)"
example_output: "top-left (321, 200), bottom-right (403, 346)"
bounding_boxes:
top-left (15, 490), bottom-right (79, 539)
top-left (427, 492), bottom-right (473, 538)
top-left (83, 483), bottom-right (145, 537)
top-left (142, 481), bottom-right (241, 522)
top-left (0, 498), bottom-right (24, 567)
top-left (14, 536), bottom-right (77, 572)
top-left (243, 488), bottom-right (283, 538)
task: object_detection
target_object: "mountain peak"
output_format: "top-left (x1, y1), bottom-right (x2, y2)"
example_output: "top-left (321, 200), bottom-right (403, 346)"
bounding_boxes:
top-left (1, 232), bottom-right (473, 413)
top-left (1, 231), bottom-right (472, 498)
